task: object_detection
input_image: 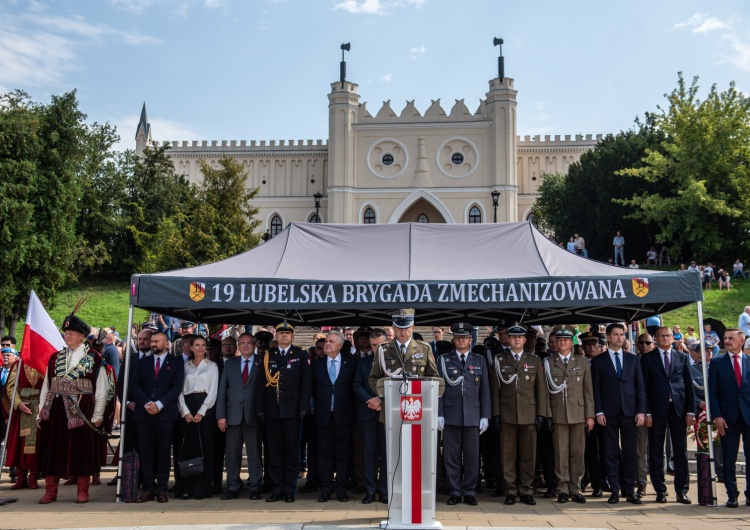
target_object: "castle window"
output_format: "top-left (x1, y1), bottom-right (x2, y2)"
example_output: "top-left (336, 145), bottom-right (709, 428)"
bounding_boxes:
top-left (469, 206), bottom-right (481, 224)
top-left (381, 153), bottom-right (394, 166)
top-left (309, 214), bottom-right (321, 223)
top-left (363, 207), bottom-right (376, 224)
top-left (451, 153), bottom-right (464, 165)
top-left (270, 215), bottom-right (283, 236)
top-left (417, 214), bottom-right (429, 223)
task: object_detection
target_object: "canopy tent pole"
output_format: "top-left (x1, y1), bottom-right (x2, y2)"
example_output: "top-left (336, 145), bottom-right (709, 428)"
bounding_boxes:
top-left (0, 358), bottom-right (23, 480)
top-left (115, 305), bottom-right (135, 503)
top-left (696, 300), bottom-right (717, 505)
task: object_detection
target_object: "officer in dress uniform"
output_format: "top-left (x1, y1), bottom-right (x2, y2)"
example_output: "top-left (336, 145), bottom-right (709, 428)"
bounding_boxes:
top-left (490, 323), bottom-right (549, 506)
top-left (579, 331), bottom-right (608, 497)
top-left (437, 323), bottom-right (490, 506)
top-left (543, 327), bottom-right (594, 504)
top-left (263, 322), bottom-right (312, 503)
top-left (368, 309), bottom-right (439, 403)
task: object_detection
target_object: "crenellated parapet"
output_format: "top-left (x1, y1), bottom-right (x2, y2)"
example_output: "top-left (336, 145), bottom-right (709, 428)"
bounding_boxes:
top-left (355, 98), bottom-right (489, 127)
top-left (153, 138), bottom-right (328, 155)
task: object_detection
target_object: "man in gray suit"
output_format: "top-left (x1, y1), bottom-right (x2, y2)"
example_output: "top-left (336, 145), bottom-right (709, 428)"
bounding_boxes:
top-left (437, 323), bottom-right (490, 506)
top-left (216, 333), bottom-right (265, 500)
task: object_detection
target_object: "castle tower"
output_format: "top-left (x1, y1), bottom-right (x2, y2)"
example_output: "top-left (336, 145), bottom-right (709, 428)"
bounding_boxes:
top-left (135, 103), bottom-right (152, 156)
top-left (327, 81), bottom-right (360, 224)
top-left (484, 77), bottom-right (518, 222)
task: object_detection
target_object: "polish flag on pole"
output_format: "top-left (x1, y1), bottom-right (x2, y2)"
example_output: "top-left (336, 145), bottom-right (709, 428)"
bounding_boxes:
top-left (20, 290), bottom-right (65, 375)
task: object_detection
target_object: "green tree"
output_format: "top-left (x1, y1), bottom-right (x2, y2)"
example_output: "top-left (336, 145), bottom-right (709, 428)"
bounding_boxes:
top-left (533, 123), bottom-right (665, 262)
top-left (618, 73), bottom-right (750, 262)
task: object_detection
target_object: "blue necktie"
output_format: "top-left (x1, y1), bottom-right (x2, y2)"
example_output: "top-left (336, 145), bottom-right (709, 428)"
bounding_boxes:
top-left (0, 369), bottom-right (7, 387)
top-left (329, 359), bottom-right (337, 411)
top-left (614, 351), bottom-right (622, 380)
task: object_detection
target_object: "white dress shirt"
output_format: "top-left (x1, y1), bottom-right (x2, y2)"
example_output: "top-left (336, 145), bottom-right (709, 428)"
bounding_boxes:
top-left (178, 358), bottom-right (219, 417)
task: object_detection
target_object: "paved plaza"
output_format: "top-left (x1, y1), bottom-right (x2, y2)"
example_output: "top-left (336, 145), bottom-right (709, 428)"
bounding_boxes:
top-left (1, 470), bottom-right (749, 530)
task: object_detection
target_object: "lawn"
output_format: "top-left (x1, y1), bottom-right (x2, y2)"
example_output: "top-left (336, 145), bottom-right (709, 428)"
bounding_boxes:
top-left (661, 279), bottom-right (746, 330)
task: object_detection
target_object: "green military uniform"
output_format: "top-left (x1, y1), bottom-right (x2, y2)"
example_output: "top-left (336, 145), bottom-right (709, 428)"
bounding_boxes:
top-left (544, 330), bottom-right (594, 499)
top-left (490, 325), bottom-right (549, 502)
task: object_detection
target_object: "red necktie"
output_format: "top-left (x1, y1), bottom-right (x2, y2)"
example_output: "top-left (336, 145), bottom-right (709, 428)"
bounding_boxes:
top-left (154, 357), bottom-right (161, 378)
top-left (242, 359), bottom-right (249, 385)
top-left (734, 354), bottom-right (742, 388)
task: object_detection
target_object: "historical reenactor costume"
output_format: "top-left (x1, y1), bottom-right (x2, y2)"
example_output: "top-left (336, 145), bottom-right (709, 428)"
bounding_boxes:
top-left (543, 327), bottom-right (594, 503)
top-left (263, 321), bottom-right (312, 502)
top-left (437, 323), bottom-right (490, 506)
top-left (4, 347), bottom-right (43, 490)
top-left (36, 307), bottom-right (109, 504)
top-left (490, 323), bottom-right (550, 506)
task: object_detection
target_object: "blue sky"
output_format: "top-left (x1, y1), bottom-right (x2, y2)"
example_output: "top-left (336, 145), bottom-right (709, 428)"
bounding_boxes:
top-left (1, 0), bottom-right (749, 151)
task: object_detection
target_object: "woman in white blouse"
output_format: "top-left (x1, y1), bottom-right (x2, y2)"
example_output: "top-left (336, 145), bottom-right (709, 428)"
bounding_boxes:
top-left (174, 335), bottom-right (219, 499)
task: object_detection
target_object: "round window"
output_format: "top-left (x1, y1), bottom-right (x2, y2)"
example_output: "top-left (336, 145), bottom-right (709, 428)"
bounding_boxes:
top-left (451, 153), bottom-right (464, 165)
top-left (382, 153), bottom-right (394, 166)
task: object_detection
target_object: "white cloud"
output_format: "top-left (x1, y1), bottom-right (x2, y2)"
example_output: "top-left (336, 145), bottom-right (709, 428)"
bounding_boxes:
top-left (673, 13), bottom-right (727, 34)
top-left (409, 44), bottom-right (426, 59)
top-left (204, 0), bottom-right (223, 7)
top-left (726, 35), bottom-right (750, 72)
top-left (0, 22), bottom-right (77, 87)
top-left (107, 0), bottom-right (160, 15)
top-left (672, 13), bottom-right (750, 73)
top-left (110, 113), bottom-right (203, 152)
top-left (27, 13), bottom-right (162, 44)
top-left (334, 0), bottom-right (425, 15)
top-left (380, 73), bottom-right (393, 82)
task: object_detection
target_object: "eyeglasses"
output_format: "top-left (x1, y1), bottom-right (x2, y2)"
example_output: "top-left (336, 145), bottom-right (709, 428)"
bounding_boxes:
top-left (0, 343), bottom-right (11, 347)
top-left (238, 342), bottom-right (254, 346)
top-left (637, 341), bottom-right (653, 345)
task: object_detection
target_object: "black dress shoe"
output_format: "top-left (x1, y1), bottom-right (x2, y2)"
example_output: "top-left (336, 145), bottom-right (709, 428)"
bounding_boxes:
top-left (266, 493), bottom-right (281, 502)
top-left (556, 493), bottom-right (569, 503)
top-left (491, 489), bottom-right (505, 497)
top-left (727, 497), bottom-right (739, 508)
top-left (591, 489), bottom-right (603, 498)
top-left (221, 491), bottom-right (239, 500)
top-left (337, 493), bottom-right (349, 502)
top-left (318, 493), bottom-right (330, 502)
top-left (656, 492), bottom-right (668, 503)
top-left (504, 494), bottom-right (516, 505)
top-left (464, 495), bottom-right (478, 506)
top-left (520, 494), bottom-right (536, 505)
top-left (157, 493), bottom-right (169, 503)
top-left (447, 495), bottom-right (461, 505)
top-left (676, 493), bottom-right (692, 504)
top-left (362, 493), bottom-right (374, 504)
top-left (284, 494), bottom-right (295, 503)
top-left (637, 484), bottom-right (647, 498)
top-left (250, 491), bottom-right (261, 500)
top-left (135, 492), bottom-right (155, 503)
top-left (571, 494), bottom-right (586, 503)
top-left (607, 492), bottom-right (620, 504)
top-left (626, 493), bottom-right (642, 504)
top-left (543, 488), bottom-right (556, 498)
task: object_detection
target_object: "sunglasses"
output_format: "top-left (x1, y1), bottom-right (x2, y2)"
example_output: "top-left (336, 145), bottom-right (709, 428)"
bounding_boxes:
top-left (637, 341), bottom-right (653, 345)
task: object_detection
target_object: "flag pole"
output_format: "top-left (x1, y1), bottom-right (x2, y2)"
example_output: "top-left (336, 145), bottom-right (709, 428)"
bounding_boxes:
top-left (115, 305), bottom-right (135, 503)
top-left (0, 358), bottom-right (23, 480)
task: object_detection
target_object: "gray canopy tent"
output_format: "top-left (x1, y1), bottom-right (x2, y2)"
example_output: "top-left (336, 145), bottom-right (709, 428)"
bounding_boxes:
top-left (120, 221), bottom-right (715, 504)
top-left (129, 221), bottom-right (703, 326)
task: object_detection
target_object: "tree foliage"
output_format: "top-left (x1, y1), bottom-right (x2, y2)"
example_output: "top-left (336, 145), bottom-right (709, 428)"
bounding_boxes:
top-left (533, 122), bottom-right (666, 261)
top-left (618, 73), bottom-right (750, 262)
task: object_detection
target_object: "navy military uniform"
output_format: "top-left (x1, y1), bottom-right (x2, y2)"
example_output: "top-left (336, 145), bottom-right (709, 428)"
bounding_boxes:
top-left (263, 322), bottom-right (312, 501)
top-left (438, 323), bottom-right (491, 506)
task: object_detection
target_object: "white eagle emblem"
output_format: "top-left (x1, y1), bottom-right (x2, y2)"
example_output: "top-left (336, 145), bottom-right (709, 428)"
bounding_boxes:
top-left (400, 396), bottom-right (422, 421)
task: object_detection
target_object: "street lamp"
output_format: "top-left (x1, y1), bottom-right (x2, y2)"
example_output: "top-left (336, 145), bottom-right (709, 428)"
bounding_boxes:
top-left (491, 190), bottom-right (500, 223)
top-left (313, 192), bottom-right (322, 223)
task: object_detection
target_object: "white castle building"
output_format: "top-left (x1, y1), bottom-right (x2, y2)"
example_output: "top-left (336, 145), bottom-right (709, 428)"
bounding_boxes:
top-left (135, 60), bottom-right (601, 235)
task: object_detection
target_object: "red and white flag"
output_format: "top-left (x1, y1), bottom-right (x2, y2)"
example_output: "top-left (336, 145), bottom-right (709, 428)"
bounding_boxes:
top-left (20, 290), bottom-right (65, 375)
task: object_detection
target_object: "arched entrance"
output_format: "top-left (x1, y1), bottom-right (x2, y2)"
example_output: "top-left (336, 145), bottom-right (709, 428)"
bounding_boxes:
top-left (397, 198), bottom-right (447, 223)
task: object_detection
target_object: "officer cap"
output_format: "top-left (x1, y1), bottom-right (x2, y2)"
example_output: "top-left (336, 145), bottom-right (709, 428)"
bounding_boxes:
top-left (179, 321), bottom-right (195, 329)
top-left (578, 331), bottom-right (599, 344)
top-left (436, 340), bottom-right (453, 355)
top-left (507, 323), bottom-right (527, 336)
top-left (354, 326), bottom-right (373, 338)
top-left (62, 314), bottom-right (90, 337)
top-left (391, 309), bottom-right (415, 329)
top-left (1, 347), bottom-right (18, 356)
top-left (483, 336), bottom-right (500, 348)
top-left (450, 322), bottom-right (473, 337)
top-left (412, 332), bottom-right (424, 341)
top-left (254, 330), bottom-right (274, 342)
top-left (555, 327), bottom-right (575, 339)
top-left (205, 337), bottom-right (221, 350)
top-left (275, 321), bottom-right (295, 333)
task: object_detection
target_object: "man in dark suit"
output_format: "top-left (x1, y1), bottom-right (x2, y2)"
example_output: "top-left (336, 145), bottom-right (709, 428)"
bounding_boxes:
top-left (312, 330), bottom-right (358, 502)
top-left (217, 333), bottom-right (265, 500)
top-left (130, 331), bottom-right (185, 503)
top-left (708, 328), bottom-right (750, 508)
top-left (591, 323), bottom-right (646, 505)
top-left (115, 329), bottom-right (153, 454)
top-left (641, 326), bottom-right (695, 504)
top-left (264, 322), bottom-right (312, 503)
top-left (437, 323), bottom-right (490, 507)
top-left (353, 328), bottom-right (388, 504)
